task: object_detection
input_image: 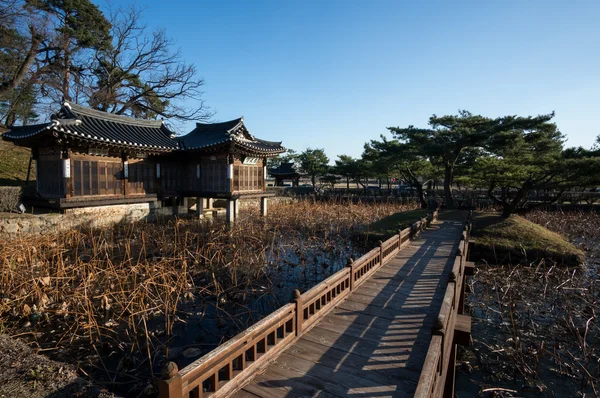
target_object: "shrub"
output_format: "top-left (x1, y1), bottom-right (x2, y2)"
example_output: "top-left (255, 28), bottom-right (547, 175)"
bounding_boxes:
top-left (0, 186), bottom-right (22, 212)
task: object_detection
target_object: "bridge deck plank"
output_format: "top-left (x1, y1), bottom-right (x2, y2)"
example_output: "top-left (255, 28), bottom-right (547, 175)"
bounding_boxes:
top-left (235, 215), bottom-right (464, 398)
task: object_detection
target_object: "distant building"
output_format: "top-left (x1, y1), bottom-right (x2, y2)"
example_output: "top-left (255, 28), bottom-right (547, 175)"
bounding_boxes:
top-left (268, 162), bottom-right (302, 187)
top-left (2, 101), bottom-right (285, 221)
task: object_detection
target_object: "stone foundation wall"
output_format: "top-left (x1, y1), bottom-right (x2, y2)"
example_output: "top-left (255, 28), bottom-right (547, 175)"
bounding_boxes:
top-left (237, 196), bottom-right (295, 210)
top-left (0, 197), bottom-right (296, 237)
top-left (0, 202), bottom-right (160, 237)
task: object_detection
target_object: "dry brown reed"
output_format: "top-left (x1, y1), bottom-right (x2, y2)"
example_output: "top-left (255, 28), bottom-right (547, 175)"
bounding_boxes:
top-left (0, 198), bottom-right (417, 392)
top-left (461, 209), bottom-right (600, 396)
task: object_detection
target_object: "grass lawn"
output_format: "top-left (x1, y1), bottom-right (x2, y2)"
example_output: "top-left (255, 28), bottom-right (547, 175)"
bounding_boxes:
top-left (0, 131), bottom-right (34, 186)
top-left (359, 208), bottom-right (429, 243)
top-left (471, 212), bottom-right (584, 266)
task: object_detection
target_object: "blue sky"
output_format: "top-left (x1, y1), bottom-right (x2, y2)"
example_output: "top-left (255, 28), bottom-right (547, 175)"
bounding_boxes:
top-left (105, 0), bottom-right (599, 161)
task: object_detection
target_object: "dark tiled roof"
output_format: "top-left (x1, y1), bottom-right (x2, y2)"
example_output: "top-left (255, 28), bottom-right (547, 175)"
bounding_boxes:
top-left (3, 101), bottom-right (179, 151)
top-left (3, 122), bottom-right (55, 139)
top-left (269, 162), bottom-right (302, 176)
top-left (3, 103), bottom-right (285, 156)
top-left (178, 118), bottom-right (285, 155)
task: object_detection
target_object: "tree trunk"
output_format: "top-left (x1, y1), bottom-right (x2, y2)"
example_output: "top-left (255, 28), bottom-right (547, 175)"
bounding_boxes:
top-left (502, 188), bottom-right (528, 218)
top-left (62, 33), bottom-right (71, 101)
top-left (444, 165), bottom-right (455, 208)
top-left (416, 184), bottom-right (427, 208)
top-left (0, 31), bottom-right (40, 98)
top-left (4, 112), bottom-right (16, 127)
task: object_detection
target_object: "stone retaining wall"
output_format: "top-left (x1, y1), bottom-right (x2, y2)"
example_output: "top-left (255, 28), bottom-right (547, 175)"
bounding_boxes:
top-left (0, 202), bottom-right (159, 237)
top-left (237, 196), bottom-right (295, 210)
top-left (0, 197), bottom-right (295, 237)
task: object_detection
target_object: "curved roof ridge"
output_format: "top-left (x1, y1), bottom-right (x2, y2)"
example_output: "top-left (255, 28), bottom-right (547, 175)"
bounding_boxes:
top-left (195, 117), bottom-right (244, 132)
top-left (255, 137), bottom-right (283, 146)
top-left (64, 101), bottom-right (167, 129)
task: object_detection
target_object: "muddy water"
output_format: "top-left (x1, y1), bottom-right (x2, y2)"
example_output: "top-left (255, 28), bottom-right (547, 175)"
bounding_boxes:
top-left (161, 233), bottom-right (360, 370)
top-left (76, 231), bottom-right (365, 394)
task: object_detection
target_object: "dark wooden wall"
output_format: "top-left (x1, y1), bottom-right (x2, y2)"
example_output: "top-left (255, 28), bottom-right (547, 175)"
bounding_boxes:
top-left (33, 147), bottom-right (270, 202)
top-left (36, 147), bottom-right (63, 198)
top-left (71, 155), bottom-right (122, 197)
top-left (233, 158), bottom-right (264, 193)
top-left (159, 161), bottom-right (182, 195)
top-left (199, 155), bottom-right (228, 193)
top-left (128, 158), bottom-right (155, 195)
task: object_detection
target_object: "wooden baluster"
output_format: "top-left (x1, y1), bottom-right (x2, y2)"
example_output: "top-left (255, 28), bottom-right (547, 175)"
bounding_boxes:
top-left (292, 289), bottom-right (303, 336)
top-left (346, 258), bottom-right (355, 291)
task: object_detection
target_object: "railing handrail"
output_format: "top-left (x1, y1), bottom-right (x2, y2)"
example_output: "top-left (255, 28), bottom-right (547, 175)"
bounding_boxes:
top-left (414, 210), bottom-right (471, 398)
top-left (159, 209), bottom-right (441, 398)
top-left (300, 267), bottom-right (351, 303)
top-left (179, 303), bottom-right (295, 379)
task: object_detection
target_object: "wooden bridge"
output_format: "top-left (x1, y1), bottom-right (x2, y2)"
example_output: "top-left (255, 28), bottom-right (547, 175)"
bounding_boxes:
top-left (159, 210), bottom-right (473, 398)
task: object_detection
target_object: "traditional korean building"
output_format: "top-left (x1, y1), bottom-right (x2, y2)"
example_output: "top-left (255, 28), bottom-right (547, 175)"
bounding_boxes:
top-left (269, 162), bottom-right (303, 187)
top-left (2, 101), bottom-right (285, 222)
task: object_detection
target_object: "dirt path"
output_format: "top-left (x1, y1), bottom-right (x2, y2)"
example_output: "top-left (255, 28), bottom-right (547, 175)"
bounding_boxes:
top-left (0, 334), bottom-right (115, 398)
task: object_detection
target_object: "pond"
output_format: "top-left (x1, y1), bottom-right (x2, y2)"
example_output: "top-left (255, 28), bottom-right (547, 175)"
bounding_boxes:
top-left (456, 210), bottom-right (600, 397)
top-left (0, 199), bottom-right (416, 395)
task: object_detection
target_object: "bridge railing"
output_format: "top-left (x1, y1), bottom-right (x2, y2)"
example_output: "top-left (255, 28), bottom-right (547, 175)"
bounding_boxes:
top-left (415, 211), bottom-right (472, 398)
top-left (159, 210), bottom-right (439, 398)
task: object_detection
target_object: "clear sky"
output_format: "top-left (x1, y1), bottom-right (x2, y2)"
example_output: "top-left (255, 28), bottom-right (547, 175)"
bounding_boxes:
top-left (105, 0), bottom-right (599, 161)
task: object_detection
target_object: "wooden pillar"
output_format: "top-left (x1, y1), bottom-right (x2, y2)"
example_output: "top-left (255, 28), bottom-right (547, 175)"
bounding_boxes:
top-left (263, 160), bottom-right (268, 191)
top-left (62, 148), bottom-right (72, 199)
top-left (225, 199), bottom-right (235, 224)
top-left (172, 198), bottom-right (179, 217)
top-left (25, 155), bottom-right (33, 185)
top-left (195, 197), bottom-right (203, 217)
top-left (122, 154), bottom-right (129, 198)
top-left (260, 197), bottom-right (268, 217)
top-left (227, 155), bottom-right (234, 193)
top-left (155, 162), bottom-right (161, 197)
top-left (234, 199), bottom-right (240, 217)
top-left (206, 198), bottom-right (213, 210)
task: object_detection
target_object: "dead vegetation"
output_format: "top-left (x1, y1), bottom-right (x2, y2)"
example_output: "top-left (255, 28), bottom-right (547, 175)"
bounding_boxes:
top-left (0, 199), bottom-right (417, 394)
top-left (458, 210), bottom-right (600, 397)
top-left (470, 212), bottom-right (585, 266)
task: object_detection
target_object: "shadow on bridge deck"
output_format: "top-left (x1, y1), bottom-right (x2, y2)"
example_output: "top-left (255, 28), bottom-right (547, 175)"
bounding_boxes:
top-left (237, 214), bottom-right (465, 398)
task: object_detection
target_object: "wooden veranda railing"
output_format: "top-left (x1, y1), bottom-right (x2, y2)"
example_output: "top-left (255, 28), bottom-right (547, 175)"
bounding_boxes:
top-left (158, 211), bottom-right (437, 398)
top-left (414, 211), bottom-right (473, 398)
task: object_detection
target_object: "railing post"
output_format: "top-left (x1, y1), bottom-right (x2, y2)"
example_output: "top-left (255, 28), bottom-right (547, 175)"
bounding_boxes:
top-left (378, 240), bottom-right (383, 265)
top-left (292, 289), bottom-right (303, 336)
top-left (398, 229), bottom-right (402, 248)
top-left (432, 317), bottom-right (445, 375)
top-left (346, 258), bottom-right (355, 291)
top-left (159, 361), bottom-right (182, 398)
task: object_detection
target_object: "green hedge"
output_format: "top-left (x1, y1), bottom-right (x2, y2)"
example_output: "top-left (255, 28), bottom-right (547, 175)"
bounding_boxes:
top-left (0, 186), bottom-right (22, 212)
